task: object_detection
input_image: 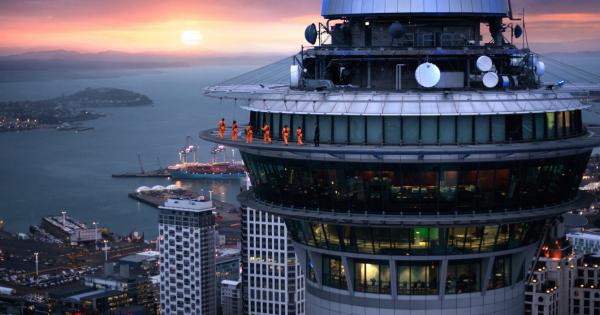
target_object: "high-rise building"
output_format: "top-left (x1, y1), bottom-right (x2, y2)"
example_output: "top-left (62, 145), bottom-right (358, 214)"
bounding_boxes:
top-left (158, 198), bottom-right (216, 315)
top-left (568, 231), bottom-right (600, 255)
top-left (221, 279), bottom-right (243, 315)
top-left (239, 178), bottom-right (305, 315)
top-left (202, 0), bottom-right (600, 313)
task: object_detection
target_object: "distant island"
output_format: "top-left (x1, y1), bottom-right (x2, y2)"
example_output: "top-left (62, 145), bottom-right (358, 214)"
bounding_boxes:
top-left (0, 88), bottom-right (152, 132)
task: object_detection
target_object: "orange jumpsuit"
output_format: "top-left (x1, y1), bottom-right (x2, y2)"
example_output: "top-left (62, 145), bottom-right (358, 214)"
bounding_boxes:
top-left (282, 127), bottom-right (290, 145)
top-left (296, 128), bottom-right (303, 145)
top-left (218, 120), bottom-right (226, 139)
top-left (262, 124), bottom-right (272, 144)
top-left (231, 122), bottom-right (239, 141)
top-left (245, 126), bottom-right (253, 143)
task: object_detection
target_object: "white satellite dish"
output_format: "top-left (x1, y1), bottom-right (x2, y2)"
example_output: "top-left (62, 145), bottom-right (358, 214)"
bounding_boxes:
top-left (415, 63), bottom-right (441, 88)
top-left (476, 56), bottom-right (493, 72)
top-left (483, 72), bottom-right (499, 88)
top-left (535, 61), bottom-right (546, 76)
top-left (290, 65), bottom-right (301, 88)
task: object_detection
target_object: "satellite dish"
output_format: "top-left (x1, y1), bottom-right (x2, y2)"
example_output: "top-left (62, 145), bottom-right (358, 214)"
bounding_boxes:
top-left (535, 60), bottom-right (546, 76)
top-left (476, 56), bottom-right (493, 72)
top-left (514, 25), bottom-right (523, 39)
top-left (483, 72), bottom-right (499, 88)
top-left (290, 65), bottom-right (301, 88)
top-left (388, 22), bottom-right (405, 39)
top-left (305, 23), bottom-right (318, 45)
top-left (415, 63), bottom-right (441, 88)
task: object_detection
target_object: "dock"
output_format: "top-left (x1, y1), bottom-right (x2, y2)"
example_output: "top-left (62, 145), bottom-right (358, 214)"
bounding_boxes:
top-left (112, 169), bottom-right (170, 178)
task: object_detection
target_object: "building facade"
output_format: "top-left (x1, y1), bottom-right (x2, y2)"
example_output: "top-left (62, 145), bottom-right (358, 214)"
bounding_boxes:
top-left (240, 175), bottom-right (305, 315)
top-left (158, 199), bottom-right (216, 315)
top-left (568, 231), bottom-right (600, 255)
top-left (202, 0), bottom-right (600, 314)
top-left (221, 279), bottom-right (243, 315)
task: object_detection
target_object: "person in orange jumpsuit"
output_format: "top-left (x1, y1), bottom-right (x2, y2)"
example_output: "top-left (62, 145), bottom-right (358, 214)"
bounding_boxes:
top-left (262, 123), bottom-right (272, 144)
top-left (231, 120), bottom-right (239, 141)
top-left (245, 125), bottom-right (253, 143)
top-left (218, 118), bottom-right (226, 139)
top-left (282, 125), bottom-right (290, 145)
top-left (296, 127), bottom-right (303, 145)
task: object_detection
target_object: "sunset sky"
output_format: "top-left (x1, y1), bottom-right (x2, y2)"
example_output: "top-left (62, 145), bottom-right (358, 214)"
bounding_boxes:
top-left (0, 0), bottom-right (599, 55)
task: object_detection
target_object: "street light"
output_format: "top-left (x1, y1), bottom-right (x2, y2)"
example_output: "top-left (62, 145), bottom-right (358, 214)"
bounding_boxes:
top-left (103, 240), bottom-right (109, 261)
top-left (33, 252), bottom-right (39, 284)
top-left (92, 221), bottom-right (98, 251)
top-left (61, 210), bottom-right (67, 227)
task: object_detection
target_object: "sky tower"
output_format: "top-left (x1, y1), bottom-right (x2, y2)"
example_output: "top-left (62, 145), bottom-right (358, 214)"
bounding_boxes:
top-left (202, 0), bottom-right (600, 313)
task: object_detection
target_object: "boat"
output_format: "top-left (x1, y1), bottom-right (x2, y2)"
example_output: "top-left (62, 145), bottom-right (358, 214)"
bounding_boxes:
top-left (168, 161), bottom-right (246, 179)
top-left (167, 141), bottom-right (245, 180)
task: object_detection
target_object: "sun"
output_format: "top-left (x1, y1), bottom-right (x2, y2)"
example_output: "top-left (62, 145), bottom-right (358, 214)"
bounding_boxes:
top-left (180, 30), bottom-right (202, 46)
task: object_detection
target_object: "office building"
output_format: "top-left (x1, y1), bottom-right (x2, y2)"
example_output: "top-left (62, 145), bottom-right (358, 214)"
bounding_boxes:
top-left (221, 279), bottom-right (242, 315)
top-left (158, 198), bottom-right (216, 315)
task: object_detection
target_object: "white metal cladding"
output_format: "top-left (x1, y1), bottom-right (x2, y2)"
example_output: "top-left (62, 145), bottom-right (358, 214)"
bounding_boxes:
top-left (321, 0), bottom-right (510, 18)
top-left (205, 84), bottom-right (592, 116)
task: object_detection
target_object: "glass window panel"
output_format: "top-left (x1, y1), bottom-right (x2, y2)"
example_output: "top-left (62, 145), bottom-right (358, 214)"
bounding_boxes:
top-left (391, 228), bottom-right (411, 253)
top-left (354, 227), bottom-right (374, 253)
top-left (305, 115), bottom-right (317, 142)
top-left (475, 116), bottom-right (490, 144)
top-left (402, 117), bottom-right (419, 144)
top-left (349, 116), bottom-right (365, 144)
top-left (323, 224), bottom-right (340, 250)
top-left (439, 116), bottom-right (456, 144)
top-left (496, 224), bottom-right (510, 250)
top-left (366, 116), bottom-right (383, 145)
top-left (535, 113), bottom-right (545, 140)
top-left (383, 116), bottom-right (402, 145)
top-left (355, 261), bottom-right (390, 294)
top-left (447, 227), bottom-right (466, 254)
top-left (557, 111), bottom-right (565, 137)
top-left (488, 255), bottom-right (511, 289)
top-left (397, 262), bottom-right (439, 295)
top-left (273, 114), bottom-right (281, 140)
top-left (457, 116), bottom-right (472, 144)
top-left (491, 115), bottom-right (505, 142)
top-left (372, 228), bottom-right (393, 254)
top-left (323, 256), bottom-right (347, 289)
top-left (307, 254), bottom-right (316, 282)
top-left (505, 115), bottom-right (523, 142)
top-left (565, 111), bottom-right (572, 135)
top-left (421, 117), bottom-right (437, 144)
top-left (522, 114), bottom-right (533, 140)
top-left (320, 115), bottom-right (332, 143)
top-left (333, 116), bottom-right (348, 144)
top-left (446, 260), bottom-right (481, 294)
top-left (293, 114), bottom-right (304, 140)
top-left (546, 112), bottom-right (556, 138)
top-left (311, 223), bottom-right (327, 248)
top-left (412, 228), bottom-right (430, 254)
top-left (481, 225), bottom-right (499, 252)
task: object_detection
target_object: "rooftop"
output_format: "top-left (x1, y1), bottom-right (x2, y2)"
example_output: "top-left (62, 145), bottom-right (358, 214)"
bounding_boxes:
top-left (159, 198), bottom-right (215, 213)
top-left (321, 0), bottom-right (511, 18)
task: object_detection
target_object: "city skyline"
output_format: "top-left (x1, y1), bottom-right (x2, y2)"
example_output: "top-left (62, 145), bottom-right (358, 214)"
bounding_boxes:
top-left (1, 0), bottom-right (600, 55)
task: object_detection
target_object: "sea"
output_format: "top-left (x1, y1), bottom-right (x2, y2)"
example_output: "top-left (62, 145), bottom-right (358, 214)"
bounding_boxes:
top-left (0, 63), bottom-right (261, 239)
top-left (0, 53), bottom-right (599, 239)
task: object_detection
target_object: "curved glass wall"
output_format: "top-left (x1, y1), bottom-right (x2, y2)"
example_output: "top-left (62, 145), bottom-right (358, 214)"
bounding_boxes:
top-left (248, 110), bottom-right (584, 145)
top-left (446, 260), bottom-right (481, 294)
top-left (316, 257), bottom-right (514, 295)
top-left (397, 261), bottom-right (439, 295)
top-left (243, 152), bottom-right (589, 214)
top-left (354, 260), bottom-right (391, 294)
top-left (286, 220), bottom-right (544, 255)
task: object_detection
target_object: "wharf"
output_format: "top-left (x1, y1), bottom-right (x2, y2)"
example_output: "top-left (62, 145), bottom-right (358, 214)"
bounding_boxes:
top-left (112, 169), bottom-right (170, 178)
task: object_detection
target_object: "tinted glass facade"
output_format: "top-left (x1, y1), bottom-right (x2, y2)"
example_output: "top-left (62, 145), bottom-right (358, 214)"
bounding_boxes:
top-left (249, 111), bottom-right (584, 145)
top-left (397, 261), bottom-right (439, 295)
top-left (287, 221), bottom-right (544, 255)
top-left (243, 152), bottom-right (589, 214)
